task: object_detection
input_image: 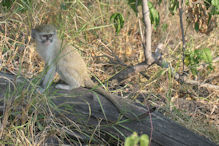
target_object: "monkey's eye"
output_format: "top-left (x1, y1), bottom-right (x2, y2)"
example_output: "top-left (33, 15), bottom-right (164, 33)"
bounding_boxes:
top-left (48, 34), bottom-right (53, 38)
top-left (40, 35), bottom-right (47, 40)
top-left (40, 34), bottom-right (53, 40)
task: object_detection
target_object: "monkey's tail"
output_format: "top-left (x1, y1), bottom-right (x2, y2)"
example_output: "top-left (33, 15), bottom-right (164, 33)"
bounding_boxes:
top-left (84, 79), bottom-right (120, 108)
top-left (84, 79), bottom-right (151, 120)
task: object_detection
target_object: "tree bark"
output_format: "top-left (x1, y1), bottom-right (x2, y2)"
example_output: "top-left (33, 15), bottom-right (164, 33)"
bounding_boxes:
top-left (0, 72), bottom-right (217, 146)
top-left (142, 0), bottom-right (154, 64)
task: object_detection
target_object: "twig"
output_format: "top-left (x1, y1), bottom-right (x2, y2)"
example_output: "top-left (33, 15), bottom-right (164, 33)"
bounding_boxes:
top-left (171, 67), bottom-right (219, 91)
top-left (185, 79), bottom-right (219, 90)
top-left (205, 72), bottom-right (219, 83)
top-left (179, 0), bottom-right (186, 73)
top-left (145, 104), bottom-right (153, 146)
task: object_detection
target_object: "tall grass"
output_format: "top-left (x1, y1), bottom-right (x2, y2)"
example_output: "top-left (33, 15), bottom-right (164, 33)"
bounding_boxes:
top-left (0, 0), bottom-right (218, 144)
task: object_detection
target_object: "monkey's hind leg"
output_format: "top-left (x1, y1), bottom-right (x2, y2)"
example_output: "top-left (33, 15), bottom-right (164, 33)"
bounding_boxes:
top-left (55, 84), bottom-right (74, 90)
top-left (55, 70), bottom-right (81, 90)
top-left (55, 79), bottom-right (80, 90)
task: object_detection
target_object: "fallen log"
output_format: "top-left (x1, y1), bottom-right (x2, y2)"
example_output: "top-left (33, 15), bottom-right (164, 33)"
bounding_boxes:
top-left (0, 72), bottom-right (217, 146)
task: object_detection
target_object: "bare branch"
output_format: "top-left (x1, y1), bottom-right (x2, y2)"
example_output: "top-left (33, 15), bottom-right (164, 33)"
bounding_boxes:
top-left (184, 79), bottom-right (219, 91)
top-left (179, 0), bottom-right (186, 73)
top-left (142, 0), bottom-right (154, 64)
top-left (172, 67), bottom-right (219, 91)
top-left (110, 44), bottom-right (163, 83)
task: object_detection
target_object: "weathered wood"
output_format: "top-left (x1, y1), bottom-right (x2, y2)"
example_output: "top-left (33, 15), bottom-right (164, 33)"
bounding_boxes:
top-left (0, 72), bottom-right (217, 146)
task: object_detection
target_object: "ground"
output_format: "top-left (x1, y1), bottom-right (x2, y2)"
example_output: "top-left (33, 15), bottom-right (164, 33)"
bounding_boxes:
top-left (0, 0), bottom-right (218, 145)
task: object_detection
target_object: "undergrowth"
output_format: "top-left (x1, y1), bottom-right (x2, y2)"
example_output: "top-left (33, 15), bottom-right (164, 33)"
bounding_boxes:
top-left (0, 0), bottom-right (218, 145)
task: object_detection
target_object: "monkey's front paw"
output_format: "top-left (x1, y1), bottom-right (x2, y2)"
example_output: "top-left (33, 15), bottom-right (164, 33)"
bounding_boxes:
top-left (36, 87), bottom-right (45, 94)
top-left (55, 84), bottom-right (73, 90)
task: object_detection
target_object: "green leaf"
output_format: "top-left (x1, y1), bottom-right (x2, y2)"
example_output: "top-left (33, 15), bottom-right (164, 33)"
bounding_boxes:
top-left (158, 0), bottom-right (162, 5)
top-left (199, 48), bottom-right (213, 63)
top-left (127, 0), bottom-right (160, 29)
top-left (127, 0), bottom-right (142, 15)
top-left (17, 0), bottom-right (32, 13)
top-left (140, 134), bottom-right (149, 146)
top-left (211, 0), bottom-right (219, 14)
top-left (185, 48), bottom-right (213, 76)
top-left (169, 0), bottom-right (179, 15)
top-left (185, 0), bottom-right (189, 5)
top-left (60, 0), bottom-right (73, 10)
top-left (148, 1), bottom-right (160, 29)
top-left (1, 0), bottom-right (15, 9)
top-left (212, 0), bottom-right (219, 9)
top-left (147, 1), bottom-right (153, 8)
top-left (162, 23), bottom-right (168, 32)
top-left (194, 22), bottom-right (199, 32)
top-left (125, 132), bottom-right (139, 146)
top-left (37, 121), bottom-right (44, 131)
top-left (110, 13), bottom-right (125, 34)
top-left (61, 3), bottom-right (67, 10)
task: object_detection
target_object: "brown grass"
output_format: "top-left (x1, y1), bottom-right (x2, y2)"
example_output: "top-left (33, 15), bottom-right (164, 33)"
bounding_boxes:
top-left (0, 0), bottom-right (218, 145)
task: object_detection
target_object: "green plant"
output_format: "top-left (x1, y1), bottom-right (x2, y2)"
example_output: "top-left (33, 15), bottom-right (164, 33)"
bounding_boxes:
top-left (1, 0), bottom-right (15, 9)
top-left (127, 0), bottom-right (160, 29)
top-left (169, 0), bottom-right (179, 14)
top-left (125, 132), bottom-right (149, 146)
top-left (210, 0), bottom-right (219, 14)
top-left (148, 1), bottom-right (160, 29)
top-left (185, 48), bottom-right (213, 75)
top-left (110, 13), bottom-right (125, 35)
top-left (1, 0), bottom-right (32, 12)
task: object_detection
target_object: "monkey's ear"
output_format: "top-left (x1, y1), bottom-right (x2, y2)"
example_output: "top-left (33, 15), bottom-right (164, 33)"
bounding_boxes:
top-left (31, 29), bottom-right (36, 39)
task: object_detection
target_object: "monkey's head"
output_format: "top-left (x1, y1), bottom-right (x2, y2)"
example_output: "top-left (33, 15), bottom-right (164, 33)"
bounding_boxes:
top-left (31, 24), bottom-right (57, 46)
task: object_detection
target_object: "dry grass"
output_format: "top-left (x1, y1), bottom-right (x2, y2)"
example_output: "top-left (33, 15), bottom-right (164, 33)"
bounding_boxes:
top-left (0, 0), bottom-right (218, 145)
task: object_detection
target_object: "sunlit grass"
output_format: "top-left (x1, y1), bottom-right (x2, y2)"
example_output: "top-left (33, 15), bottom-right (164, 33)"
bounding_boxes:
top-left (0, 0), bottom-right (218, 145)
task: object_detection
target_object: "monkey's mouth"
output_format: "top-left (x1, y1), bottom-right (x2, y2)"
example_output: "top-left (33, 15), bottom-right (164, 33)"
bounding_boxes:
top-left (42, 39), bottom-right (53, 45)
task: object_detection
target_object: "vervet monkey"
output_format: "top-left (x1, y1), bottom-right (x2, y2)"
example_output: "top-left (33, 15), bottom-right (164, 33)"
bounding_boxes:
top-left (31, 24), bottom-right (148, 119)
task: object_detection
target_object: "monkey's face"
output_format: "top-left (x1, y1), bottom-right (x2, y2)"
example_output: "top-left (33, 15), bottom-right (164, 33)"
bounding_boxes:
top-left (31, 24), bottom-right (56, 46)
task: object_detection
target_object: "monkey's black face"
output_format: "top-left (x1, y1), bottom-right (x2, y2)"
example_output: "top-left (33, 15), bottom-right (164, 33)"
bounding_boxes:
top-left (31, 28), bottom-right (56, 45)
top-left (39, 34), bottom-right (54, 44)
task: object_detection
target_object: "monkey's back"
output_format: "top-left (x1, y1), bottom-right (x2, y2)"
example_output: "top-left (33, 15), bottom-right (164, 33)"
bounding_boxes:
top-left (56, 44), bottom-right (90, 87)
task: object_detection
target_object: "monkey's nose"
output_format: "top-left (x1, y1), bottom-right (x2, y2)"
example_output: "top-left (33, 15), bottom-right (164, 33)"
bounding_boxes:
top-left (44, 40), bottom-right (50, 45)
